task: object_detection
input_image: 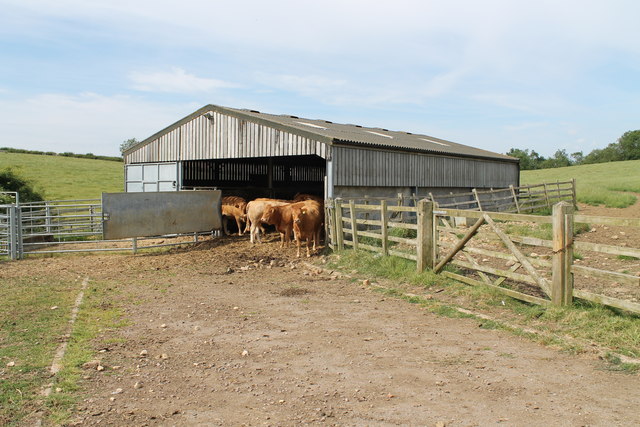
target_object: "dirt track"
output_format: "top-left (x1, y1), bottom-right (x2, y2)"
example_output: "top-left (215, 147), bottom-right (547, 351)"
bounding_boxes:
top-left (4, 233), bottom-right (639, 426)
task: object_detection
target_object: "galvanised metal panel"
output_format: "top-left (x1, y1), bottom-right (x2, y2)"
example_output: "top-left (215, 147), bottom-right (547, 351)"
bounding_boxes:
top-left (333, 146), bottom-right (518, 189)
top-left (102, 190), bottom-right (221, 239)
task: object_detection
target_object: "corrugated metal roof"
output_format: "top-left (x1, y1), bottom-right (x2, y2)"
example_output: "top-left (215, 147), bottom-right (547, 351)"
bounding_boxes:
top-left (127, 104), bottom-right (517, 162)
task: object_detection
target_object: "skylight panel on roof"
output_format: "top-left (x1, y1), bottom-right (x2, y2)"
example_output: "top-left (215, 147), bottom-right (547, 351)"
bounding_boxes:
top-left (296, 121), bottom-right (327, 130)
top-left (366, 130), bottom-right (393, 139)
top-left (419, 137), bottom-right (449, 146)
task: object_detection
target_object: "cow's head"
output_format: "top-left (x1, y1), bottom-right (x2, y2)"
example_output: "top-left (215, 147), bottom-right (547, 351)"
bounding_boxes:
top-left (261, 206), bottom-right (276, 224)
top-left (293, 208), bottom-right (307, 225)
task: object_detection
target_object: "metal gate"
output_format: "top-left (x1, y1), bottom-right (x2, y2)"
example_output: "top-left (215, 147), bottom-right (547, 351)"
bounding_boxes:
top-left (0, 204), bottom-right (21, 260)
top-left (1, 191), bottom-right (222, 260)
top-left (102, 191), bottom-right (221, 239)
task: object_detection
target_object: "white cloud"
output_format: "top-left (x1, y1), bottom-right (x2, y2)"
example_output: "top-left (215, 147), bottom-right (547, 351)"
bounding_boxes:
top-left (2, 0), bottom-right (639, 160)
top-left (255, 73), bottom-right (347, 99)
top-left (0, 92), bottom-right (200, 156)
top-left (255, 69), bottom-right (468, 108)
top-left (129, 68), bottom-right (238, 93)
top-left (503, 122), bottom-right (549, 132)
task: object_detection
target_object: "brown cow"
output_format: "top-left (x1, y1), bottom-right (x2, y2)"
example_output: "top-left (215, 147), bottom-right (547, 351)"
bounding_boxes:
top-left (260, 204), bottom-right (295, 248)
top-left (245, 199), bottom-right (290, 244)
top-left (222, 196), bottom-right (247, 211)
top-left (221, 196), bottom-right (247, 236)
top-left (293, 193), bottom-right (324, 204)
top-left (291, 200), bottom-right (323, 257)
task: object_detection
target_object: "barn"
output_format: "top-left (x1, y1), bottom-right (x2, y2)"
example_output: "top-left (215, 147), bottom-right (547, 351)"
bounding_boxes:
top-left (123, 104), bottom-right (519, 201)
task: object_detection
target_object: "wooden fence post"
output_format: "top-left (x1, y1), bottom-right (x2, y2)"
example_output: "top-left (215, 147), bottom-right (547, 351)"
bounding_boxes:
top-left (571, 178), bottom-right (577, 208)
top-left (509, 185), bottom-right (521, 213)
top-left (335, 199), bottom-right (344, 250)
top-left (349, 200), bottom-right (358, 250)
top-left (552, 202), bottom-right (574, 306)
top-left (543, 183), bottom-right (551, 208)
top-left (328, 202), bottom-right (337, 249)
top-left (363, 196), bottom-right (370, 231)
top-left (416, 200), bottom-right (434, 271)
top-left (472, 189), bottom-right (483, 211)
top-left (380, 200), bottom-right (389, 256)
top-left (324, 204), bottom-right (330, 247)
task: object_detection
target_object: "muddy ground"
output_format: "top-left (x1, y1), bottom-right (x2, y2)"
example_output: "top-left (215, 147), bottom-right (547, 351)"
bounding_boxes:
top-left (4, 226), bottom-right (639, 426)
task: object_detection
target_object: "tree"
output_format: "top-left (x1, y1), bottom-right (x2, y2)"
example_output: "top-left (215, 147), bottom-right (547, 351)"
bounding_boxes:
top-left (506, 148), bottom-right (544, 170)
top-left (0, 168), bottom-right (45, 203)
top-left (540, 149), bottom-right (572, 169)
top-left (570, 151), bottom-right (584, 165)
top-left (120, 138), bottom-right (139, 156)
top-left (583, 143), bottom-right (622, 164)
top-left (618, 130), bottom-right (640, 160)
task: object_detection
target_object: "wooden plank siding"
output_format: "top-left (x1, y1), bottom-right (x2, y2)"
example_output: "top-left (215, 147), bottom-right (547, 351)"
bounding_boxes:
top-left (125, 112), bottom-right (328, 164)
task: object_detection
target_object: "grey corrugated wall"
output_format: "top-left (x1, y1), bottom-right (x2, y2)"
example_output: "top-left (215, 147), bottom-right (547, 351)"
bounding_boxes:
top-left (332, 146), bottom-right (518, 188)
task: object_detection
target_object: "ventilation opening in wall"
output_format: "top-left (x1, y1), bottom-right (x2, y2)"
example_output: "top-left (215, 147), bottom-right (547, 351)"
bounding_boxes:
top-left (181, 155), bottom-right (326, 200)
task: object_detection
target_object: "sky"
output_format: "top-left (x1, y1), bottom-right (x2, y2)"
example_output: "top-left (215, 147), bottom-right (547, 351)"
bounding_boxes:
top-left (1, 0), bottom-right (639, 158)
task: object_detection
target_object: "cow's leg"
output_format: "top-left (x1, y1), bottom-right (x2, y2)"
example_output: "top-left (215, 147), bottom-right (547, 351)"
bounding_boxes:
top-left (222, 217), bottom-right (229, 236)
top-left (306, 238), bottom-right (311, 257)
top-left (296, 237), bottom-right (301, 258)
top-left (256, 224), bottom-right (262, 243)
top-left (235, 217), bottom-right (243, 236)
top-left (313, 230), bottom-right (319, 253)
top-left (251, 223), bottom-right (261, 244)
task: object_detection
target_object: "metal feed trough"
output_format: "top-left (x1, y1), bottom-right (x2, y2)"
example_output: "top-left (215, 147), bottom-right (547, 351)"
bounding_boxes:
top-left (0, 191), bottom-right (222, 260)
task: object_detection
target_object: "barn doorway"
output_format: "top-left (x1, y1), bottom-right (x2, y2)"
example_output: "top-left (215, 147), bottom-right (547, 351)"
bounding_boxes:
top-left (181, 155), bottom-right (325, 201)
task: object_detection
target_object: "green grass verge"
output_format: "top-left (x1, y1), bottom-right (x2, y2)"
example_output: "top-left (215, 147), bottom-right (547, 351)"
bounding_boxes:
top-left (521, 159), bottom-right (640, 208)
top-left (326, 250), bottom-right (640, 364)
top-left (0, 277), bottom-right (124, 425)
top-left (503, 221), bottom-right (590, 240)
top-left (0, 152), bottom-right (123, 200)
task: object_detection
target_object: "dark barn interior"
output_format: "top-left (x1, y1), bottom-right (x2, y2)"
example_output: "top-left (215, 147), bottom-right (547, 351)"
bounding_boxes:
top-left (182, 154), bottom-right (325, 201)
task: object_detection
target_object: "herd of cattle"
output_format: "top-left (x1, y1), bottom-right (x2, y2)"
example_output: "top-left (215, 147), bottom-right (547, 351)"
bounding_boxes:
top-left (221, 194), bottom-right (324, 257)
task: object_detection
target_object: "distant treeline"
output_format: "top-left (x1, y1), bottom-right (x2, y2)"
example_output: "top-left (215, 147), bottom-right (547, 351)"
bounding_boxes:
top-left (0, 147), bottom-right (122, 162)
top-left (507, 130), bottom-right (640, 170)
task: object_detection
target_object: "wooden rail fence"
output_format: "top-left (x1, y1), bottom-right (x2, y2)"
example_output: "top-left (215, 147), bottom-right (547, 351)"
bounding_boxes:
top-left (324, 196), bottom-right (640, 315)
top-left (341, 180), bottom-right (576, 214)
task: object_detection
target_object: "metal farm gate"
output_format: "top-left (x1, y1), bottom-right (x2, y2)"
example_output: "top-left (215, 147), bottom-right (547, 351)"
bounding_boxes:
top-left (1, 191), bottom-right (222, 260)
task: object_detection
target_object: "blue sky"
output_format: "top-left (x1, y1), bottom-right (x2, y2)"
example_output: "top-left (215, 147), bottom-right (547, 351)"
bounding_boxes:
top-left (1, 0), bottom-right (639, 157)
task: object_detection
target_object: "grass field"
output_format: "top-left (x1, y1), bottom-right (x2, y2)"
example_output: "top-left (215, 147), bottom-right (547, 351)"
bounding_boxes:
top-left (0, 275), bottom-right (124, 425)
top-left (521, 159), bottom-right (640, 208)
top-left (0, 152), bottom-right (123, 200)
